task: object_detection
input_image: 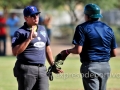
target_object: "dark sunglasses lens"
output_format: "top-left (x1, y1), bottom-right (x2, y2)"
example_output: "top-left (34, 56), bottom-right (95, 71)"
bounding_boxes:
top-left (31, 13), bottom-right (39, 17)
top-left (30, 14), bottom-right (35, 17)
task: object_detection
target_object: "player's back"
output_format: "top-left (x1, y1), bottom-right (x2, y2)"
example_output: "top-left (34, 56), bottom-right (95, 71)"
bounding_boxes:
top-left (80, 21), bottom-right (115, 62)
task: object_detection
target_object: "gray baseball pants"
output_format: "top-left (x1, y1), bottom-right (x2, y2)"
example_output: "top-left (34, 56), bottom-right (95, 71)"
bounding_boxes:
top-left (13, 61), bottom-right (49, 90)
top-left (80, 62), bottom-right (110, 90)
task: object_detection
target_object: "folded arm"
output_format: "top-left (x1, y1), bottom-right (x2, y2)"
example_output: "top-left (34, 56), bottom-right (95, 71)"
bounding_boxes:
top-left (12, 38), bottom-right (31, 56)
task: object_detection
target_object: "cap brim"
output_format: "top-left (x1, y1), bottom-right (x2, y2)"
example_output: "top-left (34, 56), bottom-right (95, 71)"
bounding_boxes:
top-left (31, 12), bottom-right (41, 15)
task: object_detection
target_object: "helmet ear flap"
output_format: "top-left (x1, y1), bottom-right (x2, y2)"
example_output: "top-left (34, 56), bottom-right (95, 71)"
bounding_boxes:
top-left (84, 3), bottom-right (102, 18)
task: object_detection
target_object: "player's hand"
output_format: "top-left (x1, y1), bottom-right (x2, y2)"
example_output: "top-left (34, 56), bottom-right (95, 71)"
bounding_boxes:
top-left (52, 64), bottom-right (63, 74)
top-left (28, 26), bottom-right (37, 40)
top-left (47, 64), bottom-right (63, 81)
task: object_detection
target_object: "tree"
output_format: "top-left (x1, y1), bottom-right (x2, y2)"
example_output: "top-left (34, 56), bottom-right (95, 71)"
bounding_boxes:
top-left (0, 0), bottom-right (118, 23)
top-left (0, 0), bottom-right (40, 18)
top-left (39, 0), bottom-right (118, 25)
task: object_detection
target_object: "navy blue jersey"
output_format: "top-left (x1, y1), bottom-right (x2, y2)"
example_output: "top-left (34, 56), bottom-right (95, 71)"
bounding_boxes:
top-left (72, 21), bottom-right (117, 62)
top-left (12, 22), bottom-right (50, 64)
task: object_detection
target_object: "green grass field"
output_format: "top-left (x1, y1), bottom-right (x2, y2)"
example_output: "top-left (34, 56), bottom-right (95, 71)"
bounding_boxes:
top-left (0, 56), bottom-right (120, 90)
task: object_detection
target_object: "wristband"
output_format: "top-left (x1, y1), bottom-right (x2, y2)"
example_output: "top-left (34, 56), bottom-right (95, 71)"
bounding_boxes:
top-left (51, 61), bottom-right (54, 66)
top-left (66, 50), bottom-right (70, 54)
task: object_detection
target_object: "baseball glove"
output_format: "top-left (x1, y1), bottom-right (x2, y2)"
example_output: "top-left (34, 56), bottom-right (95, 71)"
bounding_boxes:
top-left (47, 53), bottom-right (63, 81)
top-left (47, 64), bottom-right (61, 81)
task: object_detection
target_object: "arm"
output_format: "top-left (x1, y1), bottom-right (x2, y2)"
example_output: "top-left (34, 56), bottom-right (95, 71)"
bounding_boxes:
top-left (67, 45), bottom-right (82, 54)
top-left (12, 26), bottom-right (36, 56)
top-left (46, 45), bottom-right (63, 79)
top-left (46, 45), bottom-right (54, 66)
top-left (110, 48), bottom-right (117, 57)
top-left (12, 38), bottom-right (31, 56)
top-left (110, 31), bottom-right (117, 58)
top-left (60, 25), bottom-right (84, 59)
top-left (59, 45), bottom-right (82, 60)
top-left (68, 26), bottom-right (84, 54)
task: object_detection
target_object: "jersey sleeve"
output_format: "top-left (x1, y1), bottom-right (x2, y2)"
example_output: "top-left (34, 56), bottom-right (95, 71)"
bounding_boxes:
top-left (72, 25), bottom-right (85, 46)
top-left (111, 32), bottom-right (117, 49)
top-left (12, 31), bottom-right (22, 48)
top-left (46, 36), bottom-right (50, 46)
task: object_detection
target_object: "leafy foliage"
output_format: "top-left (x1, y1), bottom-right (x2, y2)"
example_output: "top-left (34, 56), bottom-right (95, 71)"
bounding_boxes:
top-left (0, 0), bottom-right (31, 9)
top-left (0, 0), bottom-right (119, 10)
top-left (40, 0), bottom-right (118, 10)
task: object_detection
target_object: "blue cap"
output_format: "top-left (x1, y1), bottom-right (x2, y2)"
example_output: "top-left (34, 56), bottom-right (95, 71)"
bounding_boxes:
top-left (23, 6), bottom-right (40, 17)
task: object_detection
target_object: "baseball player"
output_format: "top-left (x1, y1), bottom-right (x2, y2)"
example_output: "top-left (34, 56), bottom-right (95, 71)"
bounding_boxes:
top-left (57, 3), bottom-right (117, 90)
top-left (12, 6), bottom-right (63, 90)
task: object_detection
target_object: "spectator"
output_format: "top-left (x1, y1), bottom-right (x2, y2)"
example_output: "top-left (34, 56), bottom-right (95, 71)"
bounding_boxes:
top-left (0, 11), bottom-right (7, 56)
top-left (43, 14), bottom-right (52, 40)
top-left (6, 13), bottom-right (19, 41)
top-left (39, 16), bottom-right (44, 25)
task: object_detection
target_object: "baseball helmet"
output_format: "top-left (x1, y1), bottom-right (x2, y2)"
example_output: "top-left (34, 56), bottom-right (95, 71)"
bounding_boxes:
top-left (84, 3), bottom-right (102, 18)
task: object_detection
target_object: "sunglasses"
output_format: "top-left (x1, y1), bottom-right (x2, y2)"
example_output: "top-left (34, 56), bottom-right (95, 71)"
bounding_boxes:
top-left (30, 13), bottom-right (40, 17)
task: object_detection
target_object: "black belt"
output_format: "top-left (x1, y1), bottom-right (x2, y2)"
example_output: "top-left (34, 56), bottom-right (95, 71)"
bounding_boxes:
top-left (90, 60), bottom-right (108, 62)
top-left (23, 63), bottom-right (44, 67)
